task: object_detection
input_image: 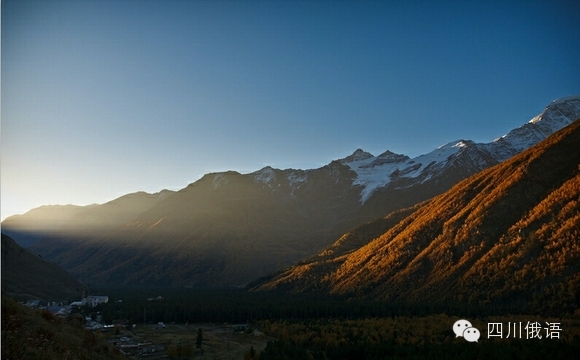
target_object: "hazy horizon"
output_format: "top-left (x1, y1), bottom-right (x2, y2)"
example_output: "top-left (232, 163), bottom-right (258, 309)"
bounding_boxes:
top-left (2, 0), bottom-right (579, 220)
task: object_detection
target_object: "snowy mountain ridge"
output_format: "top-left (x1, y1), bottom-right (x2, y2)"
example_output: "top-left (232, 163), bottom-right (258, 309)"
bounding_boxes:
top-left (234, 96), bottom-right (580, 204)
top-left (339, 95), bottom-right (580, 202)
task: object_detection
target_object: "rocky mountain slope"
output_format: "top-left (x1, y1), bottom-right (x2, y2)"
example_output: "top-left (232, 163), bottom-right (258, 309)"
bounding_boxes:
top-left (253, 119), bottom-right (580, 314)
top-left (3, 96), bottom-right (579, 287)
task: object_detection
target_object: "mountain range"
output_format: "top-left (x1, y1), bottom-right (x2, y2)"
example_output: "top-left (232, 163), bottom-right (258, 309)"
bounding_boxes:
top-left (2, 95), bottom-right (579, 288)
top-left (252, 117), bottom-right (580, 314)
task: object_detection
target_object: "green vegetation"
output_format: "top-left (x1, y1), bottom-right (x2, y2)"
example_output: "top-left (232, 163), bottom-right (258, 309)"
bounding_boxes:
top-left (256, 316), bottom-right (580, 360)
top-left (93, 286), bottom-right (529, 326)
top-left (96, 287), bottom-right (580, 359)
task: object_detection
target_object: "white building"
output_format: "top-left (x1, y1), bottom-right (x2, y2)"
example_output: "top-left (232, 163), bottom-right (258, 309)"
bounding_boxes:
top-left (82, 295), bottom-right (109, 307)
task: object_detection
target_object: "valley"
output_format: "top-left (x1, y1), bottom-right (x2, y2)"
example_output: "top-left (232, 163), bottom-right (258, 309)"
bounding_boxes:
top-left (62, 287), bottom-right (580, 359)
top-left (108, 322), bottom-right (271, 360)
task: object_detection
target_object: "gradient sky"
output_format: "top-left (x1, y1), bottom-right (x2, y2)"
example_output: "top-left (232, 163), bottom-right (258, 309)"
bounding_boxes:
top-left (2, 0), bottom-right (579, 220)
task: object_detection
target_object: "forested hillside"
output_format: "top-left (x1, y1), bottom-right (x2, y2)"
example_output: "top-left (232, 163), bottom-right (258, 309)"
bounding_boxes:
top-left (254, 119), bottom-right (580, 315)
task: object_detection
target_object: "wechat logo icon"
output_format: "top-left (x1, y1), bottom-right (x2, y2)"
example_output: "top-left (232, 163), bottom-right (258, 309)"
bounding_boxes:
top-left (453, 319), bottom-right (480, 342)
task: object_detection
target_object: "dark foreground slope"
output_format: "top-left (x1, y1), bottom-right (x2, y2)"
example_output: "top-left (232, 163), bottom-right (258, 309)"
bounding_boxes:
top-left (254, 119), bottom-right (580, 315)
top-left (1, 295), bottom-right (127, 360)
top-left (1, 233), bottom-right (88, 302)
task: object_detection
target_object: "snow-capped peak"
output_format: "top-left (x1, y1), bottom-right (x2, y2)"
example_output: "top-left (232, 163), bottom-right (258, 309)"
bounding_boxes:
top-left (452, 140), bottom-right (472, 149)
top-left (253, 166), bottom-right (276, 184)
top-left (547, 94), bottom-right (580, 107)
top-left (341, 138), bottom-right (486, 203)
top-left (485, 94), bottom-right (580, 161)
top-left (528, 94), bottom-right (580, 126)
top-left (340, 141), bottom-right (463, 203)
top-left (240, 96), bottom-right (580, 205)
top-left (343, 96), bottom-right (580, 203)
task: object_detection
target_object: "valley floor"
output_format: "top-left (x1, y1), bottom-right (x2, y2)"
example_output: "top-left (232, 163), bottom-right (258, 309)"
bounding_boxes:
top-left (82, 287), bottom-right (580, 359)
top-left (107, 322), bottom-right (270, 360)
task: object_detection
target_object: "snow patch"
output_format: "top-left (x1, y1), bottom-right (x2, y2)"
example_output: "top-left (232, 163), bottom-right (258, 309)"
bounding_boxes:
top-left (342, 140), bottom-right (473, 202)
top-left (287, 171), bottom-right (308, 186)
top-left (286, 170), bottom-right (309, 197)
top-left (253, 166), bottom-right (276, 184)
top-left (213, 174), bottom-right (228, 189)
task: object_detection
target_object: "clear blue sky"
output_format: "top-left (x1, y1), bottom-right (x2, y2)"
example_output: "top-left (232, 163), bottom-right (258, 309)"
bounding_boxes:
top-left (2, 0), bottom-right (579, 220)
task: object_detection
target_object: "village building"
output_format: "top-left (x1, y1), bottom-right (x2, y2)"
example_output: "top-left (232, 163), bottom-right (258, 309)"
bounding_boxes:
top-left (82, 295), bottom-right (109, 307)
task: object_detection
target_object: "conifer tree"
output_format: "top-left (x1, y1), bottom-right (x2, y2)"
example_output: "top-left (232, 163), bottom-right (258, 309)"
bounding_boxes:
top-left (196, 327), bottom-right (203, 349)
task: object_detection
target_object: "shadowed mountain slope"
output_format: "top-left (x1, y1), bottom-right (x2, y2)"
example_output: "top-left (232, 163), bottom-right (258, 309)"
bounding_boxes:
top-left (1, 205), bottom-right (90, 248)
top-left (1, 233), bottom-right (88, 302)
top-left (2, 190), bottom-right (174, 248)
top-left (27, 163), bottom-right (363, 287)
top-left (253, 119), bottom-right (580, 314)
